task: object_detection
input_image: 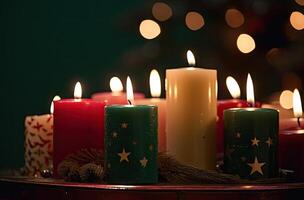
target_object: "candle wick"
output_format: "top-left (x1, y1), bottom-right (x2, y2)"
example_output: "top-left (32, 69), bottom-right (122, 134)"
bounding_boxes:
top-left (128, 99), bottom-right (132, 105)
top-left (297, 117), bottom-right (301, 128)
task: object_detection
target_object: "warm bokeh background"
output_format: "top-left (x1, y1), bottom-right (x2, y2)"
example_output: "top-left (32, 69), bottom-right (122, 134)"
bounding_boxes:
top-left (1, 0), bottom-right (304, 169)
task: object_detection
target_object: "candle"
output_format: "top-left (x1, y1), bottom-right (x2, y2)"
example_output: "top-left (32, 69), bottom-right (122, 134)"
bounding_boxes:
top-left (166, 50), bottom-right (217, 170)
top-left (24, 96), bottom-right (60, 176)
top-left (279, 89), bottom-right (304, 179)
top-left (104, 77), bottom-right (158, 184)
top-left (53, 82), bottom-right (106, 177)
top-left (135, 69), bottom-right (166, 152)
top-left (224, 74), bottom-right (279, 179)
top-left (217, 76), bottom-right (250, 156)
top-left (91, 77), bottom-right (145, 105)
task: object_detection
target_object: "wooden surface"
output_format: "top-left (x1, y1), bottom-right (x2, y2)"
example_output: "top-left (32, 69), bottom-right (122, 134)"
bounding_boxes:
top-left (0, 176), bottom-right (304, 200)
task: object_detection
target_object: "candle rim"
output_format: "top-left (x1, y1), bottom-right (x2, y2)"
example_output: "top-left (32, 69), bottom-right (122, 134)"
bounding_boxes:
top-left (225, 107), bottom-right (278, 113)
top-left (105, 104), bottom-right (157, 109)
top-left (166, 67), bottom-right (217, 73)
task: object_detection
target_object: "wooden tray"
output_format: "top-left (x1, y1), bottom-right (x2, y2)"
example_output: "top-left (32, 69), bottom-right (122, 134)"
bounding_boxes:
top-left (0, 176), bottom-right (304, 200)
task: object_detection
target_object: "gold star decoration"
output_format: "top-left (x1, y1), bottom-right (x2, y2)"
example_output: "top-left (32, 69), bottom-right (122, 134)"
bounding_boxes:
top-left (139, 157), bottom-right (148, 168)
top-left (117, 148), bottom-right (131, 162)
top-left (236, 132), bottom-right (241, 138)
top-left (247, 156), bottom-right (265, 175)
top-left (266, 137), bottom-right (273, 147)
top-left (251, 137), bottom-right (260, 146)
top-left (112, 132), bottom-right (118, 138)
top-left (121, 123), bottom-right (128, 129)
top-left (149, 144), bottom-right (154, 151)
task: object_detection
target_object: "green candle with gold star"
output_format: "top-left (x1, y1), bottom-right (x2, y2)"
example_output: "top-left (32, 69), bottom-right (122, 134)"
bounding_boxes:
top-left (223, 74), bottom-right (279, 179)
top-left (104, 77), bottom-right (158, 184)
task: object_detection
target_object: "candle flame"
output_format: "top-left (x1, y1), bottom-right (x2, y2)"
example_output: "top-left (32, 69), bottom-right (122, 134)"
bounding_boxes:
top-left (293, 89), bottom-right (302, 118)
top-left (126, 76), bottom-right (134, 104)
top-left (246, 73), bottom-right (255, 105)
top-left (110, 77), bottom-right (123, 93)
top-left (226, 76), bottom-right (241, 99)
top-left (50, 95), bottom-right (61, 114)
top-left (150, 69), bottom-right (161, 98)
top-left (74, 82), bottom-right (82, 99)
top-left (187, 50), bottom-right (196, 66)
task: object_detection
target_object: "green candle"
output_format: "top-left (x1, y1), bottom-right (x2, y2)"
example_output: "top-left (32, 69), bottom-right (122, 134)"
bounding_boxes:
top-left (104, 77), bottom-right (158, 184)
top-left (223, 108), bottom-right (279, 179)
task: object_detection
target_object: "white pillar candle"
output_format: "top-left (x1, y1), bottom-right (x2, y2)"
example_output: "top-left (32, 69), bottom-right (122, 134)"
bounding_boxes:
top-left (166, 50), bottom-right (217, 170)
top-left (24, 96), bottom-right (60, 176)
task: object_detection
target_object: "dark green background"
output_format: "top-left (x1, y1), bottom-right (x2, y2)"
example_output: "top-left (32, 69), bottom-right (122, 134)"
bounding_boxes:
top-left (0, 0), bottom-right (146, 169)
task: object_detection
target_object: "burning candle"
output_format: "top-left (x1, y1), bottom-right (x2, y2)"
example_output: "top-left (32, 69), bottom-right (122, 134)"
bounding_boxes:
top-left (135, 69), bottom-right (166, 152)
top-left (216, 76), bottom-right (250, 156)
top-left (104, 77), bottom-right (158, 184)
top-left (53, 82), bottom-right (106, 177)
top-left (91, 77), bottom-right (145, 105)
top-left (279, 89), bottom-right (304, 179)
top-left (166, 50), bottom-right (217, 170)
top-left (24, 96), bottom-right (60, 176)
top-left (224, 74), bottom-right (279, 179)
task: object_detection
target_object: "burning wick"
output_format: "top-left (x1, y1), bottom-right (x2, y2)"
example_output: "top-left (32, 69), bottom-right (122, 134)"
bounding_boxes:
top-left (297, 117), bottom-right (301, 128)
top-left (128, 99), bottom-right (132, 105)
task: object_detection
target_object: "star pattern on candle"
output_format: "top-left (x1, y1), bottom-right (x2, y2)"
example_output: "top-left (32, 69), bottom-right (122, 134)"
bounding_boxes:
top-left (112, 132), bottom-right (118, 138)
top-left (266, 137), bottom-right (273, 147)
top-left (251, 137), bottom-right (260, 146)
top-left (139, 157), bottom-right (148, 168)
top-left (236, 132), bottom-right (241, 138)
top-left (121, 123), bottom-right (128, 129)
top-left (118, 148), bottom-right (131, 162)
top-left (247, 156), bottom-right (265, 175)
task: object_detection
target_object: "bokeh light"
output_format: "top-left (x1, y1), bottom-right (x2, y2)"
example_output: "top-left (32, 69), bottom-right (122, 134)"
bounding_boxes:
top-left (225, 9), bottom-right (245, 28)
top-left (295, 0), bottom-right (304, 6)
top-left (236, 34), bottom-right (256, 53)
top-left (139, 19), bottom-right (161, 39)
top-left (152, 2), bottom-right (173, 21)
top-left (185, 11), bottom-right (205, 31)
top-left (290, 11), bottom-right (304, 30)
top-left (279, 90), bottom-right (293, 109)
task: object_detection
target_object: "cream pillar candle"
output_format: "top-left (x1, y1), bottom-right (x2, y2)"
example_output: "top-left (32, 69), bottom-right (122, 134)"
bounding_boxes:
top-left (166, 50), bottom-right (217, 170)
top-left (24, 96), bottom-right (60, 176)
top-left (135, 69), bottom-right (167, 152)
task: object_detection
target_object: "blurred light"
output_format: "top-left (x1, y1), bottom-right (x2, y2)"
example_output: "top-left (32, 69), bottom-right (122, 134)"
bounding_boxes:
top-left (237, 34), bottom-right (255, 53)
top-left (280, 90), bottom-right (293, 109)
top-left (152, 2), bottom-right (172, 21)
top-left (295, 0), bottom-right (304, 6)
top-left (290, 11), bottom-right (304, 30)
top-left (185, 11), bottom-right (205, 31)
top-left (139, 19), bottom-right (161, 39)
top-left (110, 77), bottom-right (123, 93)
top-left (225, 9), bottom-right (245, 28)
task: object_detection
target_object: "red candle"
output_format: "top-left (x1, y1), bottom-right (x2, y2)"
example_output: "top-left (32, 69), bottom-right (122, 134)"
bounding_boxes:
top-left (279, 89), bottom-right (304, 179)
top-left (216, 76), bottom-right (250, 155)
top-left (91, 77), bottom-right (145, 105)
top-left (53, 82), bottom-right (105, 176)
